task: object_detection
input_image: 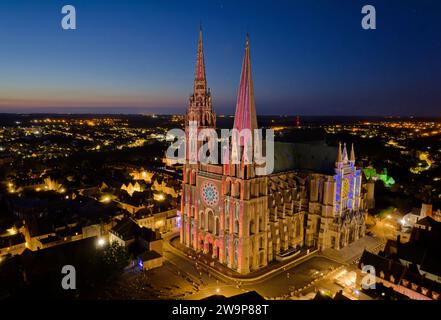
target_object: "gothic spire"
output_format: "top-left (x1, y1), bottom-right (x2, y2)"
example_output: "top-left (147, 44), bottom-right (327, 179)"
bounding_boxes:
top-left (195, 26), bottom-right (206, 82)
top-left (350, 143), bottom-right (356, 162)
top-left (233, 33), bottom-right (258, 134)
top-left (187, 27), bottom-right (215, 128)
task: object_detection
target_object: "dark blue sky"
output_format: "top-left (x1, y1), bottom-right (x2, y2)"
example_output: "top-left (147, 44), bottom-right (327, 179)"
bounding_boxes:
top-left (0, 0), bottom-right (440, 115)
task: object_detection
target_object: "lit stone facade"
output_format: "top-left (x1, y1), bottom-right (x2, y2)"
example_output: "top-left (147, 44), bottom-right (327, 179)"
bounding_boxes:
top-left (180, 31), bottom-right (370, 274)
top-left (305, 143), bottom-right (366, 250)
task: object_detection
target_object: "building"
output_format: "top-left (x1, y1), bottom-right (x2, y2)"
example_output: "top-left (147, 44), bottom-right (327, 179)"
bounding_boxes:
top-left (109, 217), bottom-right (163, 254)
top-left (179, 30), bottom-right (370, 274)
top-left (358, 216), bottom-right (441, 300)
top-left (305, 143), bottom-right (366, 250)
top-left (399, 203), bottom-right (441, 242)
top-left (0, 232), bottom-right (26, 257)
top-left (136, 208), bottom-right (179, 234)
top-left (109, 216), bottom-right (164, 270)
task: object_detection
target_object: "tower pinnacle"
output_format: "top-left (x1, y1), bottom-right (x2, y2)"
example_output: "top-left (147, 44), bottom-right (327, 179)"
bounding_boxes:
top-left (186, 28), bottom-right (215, 129)
top-left (233, 33), bottom-right (258, 136)
top-left (195, 27), bottom-right (206, 82)
top-left (350, 143), bottom-right (356, 162)
top-left (342, 143), bottom-right (349, 163)
top-left (337, 142), bottom-right (342, 163)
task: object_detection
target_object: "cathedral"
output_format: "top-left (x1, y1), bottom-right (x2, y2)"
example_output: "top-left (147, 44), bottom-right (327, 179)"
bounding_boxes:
top-left (179, 30), bottom-right (372, 274)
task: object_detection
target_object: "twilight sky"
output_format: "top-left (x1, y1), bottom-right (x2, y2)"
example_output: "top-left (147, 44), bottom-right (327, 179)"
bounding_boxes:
top-left (0, 0), bottom-right (440, 116)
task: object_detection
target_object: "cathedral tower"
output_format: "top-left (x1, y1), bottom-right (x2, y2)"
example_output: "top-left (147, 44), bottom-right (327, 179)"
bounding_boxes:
top-left (185, 27), bottom-right (215, 130)
top-left (223, 35), bottom-right (269, 273)
top-left (181, 28), bottom-right (216, 247)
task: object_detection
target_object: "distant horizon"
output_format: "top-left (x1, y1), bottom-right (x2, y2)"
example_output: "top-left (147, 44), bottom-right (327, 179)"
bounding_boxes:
top-left (1, 0), bottom-right (441, 116)
top-left (0, 109), bottom-right (440, 119)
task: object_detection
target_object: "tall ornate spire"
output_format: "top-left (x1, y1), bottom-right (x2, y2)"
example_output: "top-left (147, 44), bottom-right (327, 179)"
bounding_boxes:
top-left (195, 26), bottom-right (206, 82)
top-left (186, 27), bottom-right (215, 129)
top-left (350, 143), bottom-right (356, 162)
top-left (233, 34), bottom-right (258, 134)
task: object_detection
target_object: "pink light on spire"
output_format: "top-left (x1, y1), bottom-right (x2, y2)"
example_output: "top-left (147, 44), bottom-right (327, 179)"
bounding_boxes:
top-left (195, 27), bottom-right (206, 81)
top-left (233, 34), bottom-right (258, 144)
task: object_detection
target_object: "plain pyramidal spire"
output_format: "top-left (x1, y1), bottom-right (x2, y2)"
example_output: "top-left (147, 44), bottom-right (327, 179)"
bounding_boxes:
top-left (233, 33), bottom-right (258, 135)
top-left (195, 26), bottom-right (206, 81)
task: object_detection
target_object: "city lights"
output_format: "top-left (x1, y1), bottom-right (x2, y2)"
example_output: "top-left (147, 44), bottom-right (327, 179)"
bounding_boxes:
top-left (7, 227), bottom-right (17, 235)
top-left (0, 1), bottom-right (439, 305)
top-left (100, 196), bottom-right (111, 203)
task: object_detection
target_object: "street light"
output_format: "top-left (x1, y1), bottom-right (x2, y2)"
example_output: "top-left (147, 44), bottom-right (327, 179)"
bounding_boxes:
top-left (97, 238), bottom-right (106, 247)
top-left (101, 196), bottom-right (111, 203)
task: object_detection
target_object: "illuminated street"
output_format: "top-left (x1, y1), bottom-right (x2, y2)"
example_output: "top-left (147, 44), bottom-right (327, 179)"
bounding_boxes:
top-left (91, 233), bottom-right (385, 300)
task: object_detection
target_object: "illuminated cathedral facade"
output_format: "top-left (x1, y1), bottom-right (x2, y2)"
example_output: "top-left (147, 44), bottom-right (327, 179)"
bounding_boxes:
top-left (179, 30), bottom-right (371, 274)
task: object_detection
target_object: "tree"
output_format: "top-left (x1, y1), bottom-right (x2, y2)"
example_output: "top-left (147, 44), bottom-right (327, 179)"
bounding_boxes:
top-left (93, 242), bottom-right (129, 283)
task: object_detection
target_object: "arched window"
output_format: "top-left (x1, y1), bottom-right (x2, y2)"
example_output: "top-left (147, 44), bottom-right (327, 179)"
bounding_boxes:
top-left (234, 203), bottom-right (240, 234)
top-left (208, 210), bottom-right (214, 233)
top-left (190, 220), bottom-right (194, 246)
top-left (215, 217), bottom-right (220, 236)
top-left (200, 211), bottom-right (205, 229)
top-left (185, 169), bottom-right (190, 183)
top-left (190, 170), bottom-right (195, 185)
top-left (233, 239), bottom-right (239, 266)
top-left (235, 181), bottom-right (241, 198)
top-left (234, 220), bottom-right (239, 234)
top-left (249, 219), bottom-right (255, 235)
top-left (224, 201), bottom-right (230, 231)
top-left (225, 235), bottom-right (229, 264)
top-left (225, 179), bottom-right (231, 196)
top-left (296, 220), bottom-right (301, 237)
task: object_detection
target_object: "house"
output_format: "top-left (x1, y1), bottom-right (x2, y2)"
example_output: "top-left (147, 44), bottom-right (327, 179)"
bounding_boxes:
top-left (359, 250), bottom-right (439, 300)
top-left (136, 208), bottom-right (179, 234)
top-left (109, 217), bottom-right (163, 253)
top-left (109, 217), bottom-right (163, 271)
top-left (0, 232), bottom-right (26, 257)
top-left (358, 216), bottom-right (441, 300)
